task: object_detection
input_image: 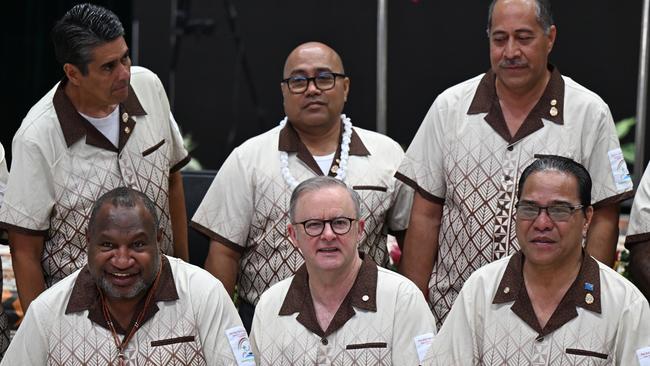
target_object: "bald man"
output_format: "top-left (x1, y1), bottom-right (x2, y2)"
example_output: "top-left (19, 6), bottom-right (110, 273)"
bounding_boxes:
top-left (192, 42), bottom-right (413, 330)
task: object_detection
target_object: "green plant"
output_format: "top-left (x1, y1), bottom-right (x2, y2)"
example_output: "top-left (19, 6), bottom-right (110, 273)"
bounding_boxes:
top-left (615, 117), bottom-right (635, 163)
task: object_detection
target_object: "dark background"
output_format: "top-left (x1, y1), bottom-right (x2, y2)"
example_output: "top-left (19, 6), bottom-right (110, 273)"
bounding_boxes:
top-left (2, 0), bottom-right (647, 174)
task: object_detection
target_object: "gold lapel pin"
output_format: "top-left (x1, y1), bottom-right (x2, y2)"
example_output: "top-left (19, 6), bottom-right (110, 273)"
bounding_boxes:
top-left (124, 126), bottom-right (131, 134)
top-left (122, 112), bottom-right (129, 123)
top-left (585, 293), bottom-right (594, 305)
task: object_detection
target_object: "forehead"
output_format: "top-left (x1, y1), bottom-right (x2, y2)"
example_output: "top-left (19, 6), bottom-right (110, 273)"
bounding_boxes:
top-left (295, 186), bottom-right (355, 218)
top-left (92, 203), bottom-right (153, 235)
top-left (90, 36), bottom-right (128, 64)
top-left (491, 0), bottom-right (540, 32)
top-left (283, 45), bottom-right (342, 77)
top-left (520, 170), bottom-right (580, 202)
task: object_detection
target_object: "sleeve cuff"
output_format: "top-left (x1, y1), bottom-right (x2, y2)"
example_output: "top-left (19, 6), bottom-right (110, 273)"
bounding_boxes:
top-left (189, 221), bottom-right (245, 254)
top-left (394, 172), bottom-right (445, 205)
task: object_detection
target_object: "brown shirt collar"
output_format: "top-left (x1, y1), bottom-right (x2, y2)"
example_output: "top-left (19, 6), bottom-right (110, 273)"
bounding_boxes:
top-left (278, 120), bottom-right (371, 176)
top-left (53, 78), bottom-right (147, 152)
top-left (278, 253), bottom-right (378, 337)
top-left (467, 64), bottom-right (565, 144)
top-left (492, 251), bottom-right (601, 339)
top-left (65, 255), bottom-right (179, 335)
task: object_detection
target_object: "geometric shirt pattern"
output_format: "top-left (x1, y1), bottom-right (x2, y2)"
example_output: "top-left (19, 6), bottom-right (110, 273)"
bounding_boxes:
top-left (423, 253), bottom-right (650, 365)
top-left (0, 256), bottom-right (246, 365)
top-left (0, 66), bottom-right (189, 287)
top-left (251, 255), bottom-right (436, 365)
top-left (626, 165), bottom-right (650, 247)
top-left (192, 122), bottom-right (413, 305)
top-left (397, 66), bottom-right (634, 327)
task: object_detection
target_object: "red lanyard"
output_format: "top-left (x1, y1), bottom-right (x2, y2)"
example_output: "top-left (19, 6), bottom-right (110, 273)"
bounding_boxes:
top-left (98, 263), bottom-right (162, 366)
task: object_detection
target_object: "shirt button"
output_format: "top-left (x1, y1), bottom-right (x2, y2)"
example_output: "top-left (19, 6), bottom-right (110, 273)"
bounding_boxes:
top-left (536, 336), bottom-right (544, 342)
top-left (507, 145), bottom-right (514, 151)
top-left (321, 338), bottom-right (328, 345)
top-left (504, 175), bottom-right (511, 181)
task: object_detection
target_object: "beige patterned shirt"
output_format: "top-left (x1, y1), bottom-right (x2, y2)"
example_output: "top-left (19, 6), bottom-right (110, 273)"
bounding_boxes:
top-left (626, 164), bottom-right (650, 248)
top-left (396, 66), bottom-right (634, 326)
top-left (1, 256), bottom-right (250, 366)
top-left (423, 252), bottom-right (650, 365)
top-left (250, 254), bottom-right (436, 365)
top-left (192, 122), bottom-right (412, 305)
top-left (0, 66), bottom-right (189, 286)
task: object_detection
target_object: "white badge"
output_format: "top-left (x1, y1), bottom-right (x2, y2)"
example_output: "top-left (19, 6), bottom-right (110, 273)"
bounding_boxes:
top-left (637, 346), bottom-right (650, 366)
top-left (607, 148), bottom-right (633, 192)
top-left (225, 326), bottom-right (256, 365)
top-left (414, 332), bottom-right (435, 363)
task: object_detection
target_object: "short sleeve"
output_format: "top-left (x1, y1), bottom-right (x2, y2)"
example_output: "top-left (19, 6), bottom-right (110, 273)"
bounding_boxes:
top-left (0, 295), bottom-right (50, 365)
top-left (396, 98), bottom-right (448, 203)
top-left (614, 296), bottom-right (650, 365)
top-left (626, 164), bottom-right (650, 247)
top-left (0, 136), bottom-right (54, 234)
top-left (391, 282), bottom-right (437, 365)
top-left (191, 147), bottom-right (254, 251)
top-left (167, 111), bottom-right (190, 172)
top-left (386, 181), bottom-right (414, 232)
top-left (0, 143), bottom-right (8, 207)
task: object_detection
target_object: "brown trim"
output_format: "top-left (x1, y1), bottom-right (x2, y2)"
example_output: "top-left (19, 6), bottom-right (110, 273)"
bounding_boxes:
top-left (345, 342), bottom-right (387, 350)
top-left (565, 348), bottom-right (608, 360)
top-left (0, 222), bottom-right (48, 237)
top-left (352, 185), bottom-right (387, 192)
top-left (151, 335), bottom-right (195, 347)
top-left (625, 233), bottom-right (650, 247)
top-left (170, 155), bottom-right (192, 173)
top-left (592, 190), bottom-right (635, 209)
top-left (189, 222), bottom-right (245, 254)
top-left (394, 172), bottom-right (445, 204)
top-left (142, 139), bottom-right (166, 157)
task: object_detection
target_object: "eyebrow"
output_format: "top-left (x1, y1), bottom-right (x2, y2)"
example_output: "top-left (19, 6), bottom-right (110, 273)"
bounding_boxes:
top-left (519, 199), bottom-right (576, 206)
top-left (100, 49), bottom-right (130, 69)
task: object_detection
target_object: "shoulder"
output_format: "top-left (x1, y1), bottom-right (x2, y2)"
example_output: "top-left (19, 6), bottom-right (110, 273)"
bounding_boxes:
top-left (30, 269), bottom-right (81, 313)
top-left (229, 126), bottom-right (281, 158)
top-left (465, 256), bottom-right (511, 285)
top-left (166, 256), bottom-right (229, 296)
top-left (257, 275), bottom-right (293, 309)
top-left (16, 84), bottom-right (62, 143)
top-left (433, 74), bottom-right (485, 108)
top-left (130, 66), bottom-right (161, 85)
top-left (376, 266), bottom-right (422, 294)
top-left (596, 259), bottom-right (648, 306)
top-left (352, 126), bottom-right (404, 154)
top-left (561, 75), bottom-right (610, 109)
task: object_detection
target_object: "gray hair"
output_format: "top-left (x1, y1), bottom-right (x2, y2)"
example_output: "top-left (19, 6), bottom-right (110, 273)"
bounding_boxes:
top-left (487, 0), bottom-right (554, 35)
top-left (51, 3), bottom-right (125, 75)
top-left (289, 176), bottom-right (361, 222)
top-left (88, 187), bottom-right (159, 235)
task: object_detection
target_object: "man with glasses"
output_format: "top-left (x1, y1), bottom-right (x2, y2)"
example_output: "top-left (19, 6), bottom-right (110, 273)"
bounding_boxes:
top-left (423, 156), bottom-right (650, 365)
top-left (397, 0), bottom-right (632, 328)
top-left (192, 42), bottom-right (412, 330)
top-left (250, 176), bottom-right (435, 365)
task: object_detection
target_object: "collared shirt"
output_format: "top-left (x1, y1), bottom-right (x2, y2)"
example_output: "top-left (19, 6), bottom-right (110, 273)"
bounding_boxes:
top-left (191, 121), bottom-right (412, 305)
top-left (0, 143), bottom-right (8, 360)
top-left (626, 165), bottom-right (650, 248)
top-left (250, 254), bottom-right (436, 365)
top-left (396, 66), bottom-right (634, 326)
top-left (423, 252), bottom-right (650, 365)
top-left (1, 256), bottom-right (251, 365)
top-left (0, 66), bottom-right (189, 286)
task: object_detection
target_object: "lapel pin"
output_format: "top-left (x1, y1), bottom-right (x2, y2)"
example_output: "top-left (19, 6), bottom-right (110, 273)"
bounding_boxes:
top-left (122, 112), bottom-right (129, 123)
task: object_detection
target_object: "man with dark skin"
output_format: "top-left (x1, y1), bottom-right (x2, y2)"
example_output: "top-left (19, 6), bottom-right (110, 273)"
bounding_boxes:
top-left (2, 188), bottom-right (249, 365)
top-left (396, 0), bottom-right (632, 326)
top-left (192, 42), bottom-right (412, 331)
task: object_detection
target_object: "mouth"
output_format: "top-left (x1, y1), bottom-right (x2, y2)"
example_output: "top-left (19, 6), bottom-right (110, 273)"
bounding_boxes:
top-left (317, 247), bottom-right (339, 254)
top-left (530, 237), bottom-right (556, 246)
top-left (106, 271), bottom-right (138, 286)
top-left (303, 100), bottom-right (326, 109)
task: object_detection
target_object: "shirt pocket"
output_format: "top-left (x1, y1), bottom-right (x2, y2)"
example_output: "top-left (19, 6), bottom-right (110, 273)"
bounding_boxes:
top-left (565, 348), bottom-right (611, 365)
top-left (142, 139), bottom-right (166, 157)
top-left (345, 342), bottom-right (390, 365)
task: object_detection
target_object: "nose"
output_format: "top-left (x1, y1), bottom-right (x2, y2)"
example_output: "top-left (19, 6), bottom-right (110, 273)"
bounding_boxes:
top-left (110, 246), bottom-right (134, 269)
top-left (532, 208), bottom-right (553, 231)
top-left (320, 222), bottom-right (337, 241)
top-left (117, 61), bottom-right (130, 81)
top-left (504, 38), bottom-right (521, 59)
top-left (304, 78), bottom-right (321, 96)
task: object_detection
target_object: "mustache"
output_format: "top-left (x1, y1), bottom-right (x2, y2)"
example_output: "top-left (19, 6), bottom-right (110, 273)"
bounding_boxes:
top-left (499, 58), bottom-right (527, 68)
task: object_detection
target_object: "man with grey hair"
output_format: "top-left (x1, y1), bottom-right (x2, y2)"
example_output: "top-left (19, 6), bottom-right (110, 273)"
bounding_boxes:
top-left (250, 176), bottom-right (435, 365)
top-left (397, 0), bottom-right (632, 327)
top-left (0, 3), bottom-right (190, 313)
top-left (2, 187), bottom-right (252, 365)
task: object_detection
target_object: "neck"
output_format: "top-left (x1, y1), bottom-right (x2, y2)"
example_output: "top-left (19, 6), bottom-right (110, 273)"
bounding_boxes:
top-left (308, 256), bottom-right (362, 307)
top-left (65, 82), bottom-right (117, 118)
top-left (292, 118), bottom-right (341, 156)
top-left (104, 296), bottom-right (143, 330)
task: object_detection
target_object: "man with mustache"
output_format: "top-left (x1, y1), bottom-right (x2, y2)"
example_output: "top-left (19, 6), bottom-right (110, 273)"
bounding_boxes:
top-left (192, 42), bottom-right (413, 331)
top-left (423, 157), bottom-right (650, 365)
top-left (397, 0), bottom-right (633, 328)
top-left (1, 188), bottom-right (252, 365)
top-left (0, 3), bottom-right (190, 313)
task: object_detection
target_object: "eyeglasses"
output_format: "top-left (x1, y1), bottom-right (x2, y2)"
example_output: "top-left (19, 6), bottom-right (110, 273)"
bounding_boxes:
top-left (293, 217), bottom-right (356, 237)
top-left (281, 72), bottom-right (346, 94)
top-left (516, 203), bottom-right (584, 222)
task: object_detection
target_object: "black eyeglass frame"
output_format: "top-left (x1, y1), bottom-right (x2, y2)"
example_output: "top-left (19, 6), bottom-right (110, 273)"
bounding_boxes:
top-left (281, 72), bottom-right (347, 94)
top-left (515, 203), bottom-right (584, 222)
top-left (293, 217), bottom-right (357, 237)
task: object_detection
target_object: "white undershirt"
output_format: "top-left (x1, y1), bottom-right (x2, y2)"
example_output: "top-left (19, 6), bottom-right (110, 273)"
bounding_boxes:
top-left (313, 152), bottom-right (335, 175)
top-left (79, 107), bottom-right (120, 147)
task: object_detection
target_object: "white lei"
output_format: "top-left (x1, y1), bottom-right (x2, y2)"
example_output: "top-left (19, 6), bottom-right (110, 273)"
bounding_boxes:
top-left (279, 114), bottom-right (352, 189)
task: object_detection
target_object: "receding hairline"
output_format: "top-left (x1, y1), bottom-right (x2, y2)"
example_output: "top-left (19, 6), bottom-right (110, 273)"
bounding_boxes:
top-left (283, 42), bottom-right (344, 77)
